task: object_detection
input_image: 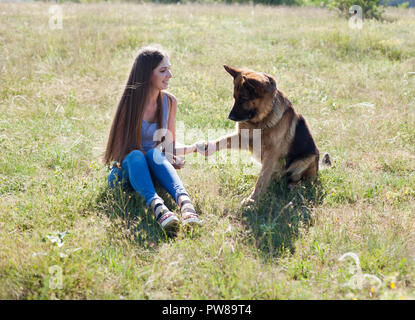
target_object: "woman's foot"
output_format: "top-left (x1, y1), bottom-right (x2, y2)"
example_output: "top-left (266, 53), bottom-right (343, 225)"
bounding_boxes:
top-left (150, 198), bottom-right (180, 235)
top-left (178, 194), bottom-right (202, 226)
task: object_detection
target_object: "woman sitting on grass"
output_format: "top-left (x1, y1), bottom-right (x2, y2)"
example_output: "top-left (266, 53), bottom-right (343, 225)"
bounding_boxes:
top-left (103, 46), bottom-right (201, 235)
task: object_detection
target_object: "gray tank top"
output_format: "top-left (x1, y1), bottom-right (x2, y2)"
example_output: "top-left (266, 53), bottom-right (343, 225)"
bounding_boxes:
top-left (141, 93), bottom-right (170, 152)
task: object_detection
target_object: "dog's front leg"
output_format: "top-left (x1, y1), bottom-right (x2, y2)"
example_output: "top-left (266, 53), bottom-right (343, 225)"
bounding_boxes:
top-left (215, 132), bottom-right (246, 151)
top-left (242, 154), bottom-right (279, 206)
top-left (196, 132), bottom-right (246, 156)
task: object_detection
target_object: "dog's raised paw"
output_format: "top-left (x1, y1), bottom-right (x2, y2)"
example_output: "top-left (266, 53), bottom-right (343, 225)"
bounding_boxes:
top-left (195, 141), bottom-right (207, 152)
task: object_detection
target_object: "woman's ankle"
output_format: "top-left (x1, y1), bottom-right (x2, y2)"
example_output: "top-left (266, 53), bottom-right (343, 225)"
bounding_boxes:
top-left (177, 193), bottom-right (190, 207)
top-left (149, 197), bottom-right (164, 216)
top-left (149, 195), bottom-right (163, 207)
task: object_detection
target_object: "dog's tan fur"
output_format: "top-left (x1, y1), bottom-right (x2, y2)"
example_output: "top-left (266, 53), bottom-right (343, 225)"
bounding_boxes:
top-left (202, 65), bottom-right (322, 205)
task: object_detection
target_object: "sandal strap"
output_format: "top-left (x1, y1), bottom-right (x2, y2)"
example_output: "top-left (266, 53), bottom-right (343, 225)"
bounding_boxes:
top-left (150, 198), bottom-right (170, 221)
top-left (150, 197), bottom-right (164, 210)
top-left (181, 202), bottom-right (197, 214)
top-left (183, 212), bottom-right (199, 220)
top-left (181, 205), bottom-right (199, 221)
top-left (180, 199), bottom-right (192, 206)
top-left (177, 193), bottom-right (189, 200)
top-left (154, 204), bottom-right (165, 220)
top-left (155, 205), bottom-right (170, 221)
top-left (179, 195), bottom-right (197, 213)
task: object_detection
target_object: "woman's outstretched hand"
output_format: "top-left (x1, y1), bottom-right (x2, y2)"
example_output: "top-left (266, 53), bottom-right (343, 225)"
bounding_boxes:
top-left (195, 141), bottom-right (217, 157)
top-left (174, 142), bottom-right (197, 155)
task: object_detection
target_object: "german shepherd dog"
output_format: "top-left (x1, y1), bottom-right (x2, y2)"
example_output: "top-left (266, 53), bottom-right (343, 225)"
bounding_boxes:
top-left (198, 65), bottom-right (330, 206)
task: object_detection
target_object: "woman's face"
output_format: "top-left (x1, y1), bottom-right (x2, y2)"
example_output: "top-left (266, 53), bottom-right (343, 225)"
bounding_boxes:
top-left (150, 57), bottom-right (172, 91)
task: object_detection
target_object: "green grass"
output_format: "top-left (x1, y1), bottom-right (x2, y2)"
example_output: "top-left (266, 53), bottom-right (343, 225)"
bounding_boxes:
top-left (0, 2), bottom-right (414, 299)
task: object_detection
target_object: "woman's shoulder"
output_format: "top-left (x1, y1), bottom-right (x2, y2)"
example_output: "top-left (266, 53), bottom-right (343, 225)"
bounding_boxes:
top-left (162, 90), bottom-right (177, 108)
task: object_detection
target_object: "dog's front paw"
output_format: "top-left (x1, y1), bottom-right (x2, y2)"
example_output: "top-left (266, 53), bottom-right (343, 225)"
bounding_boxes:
top-left (195, 141), bottom-right (207, 153)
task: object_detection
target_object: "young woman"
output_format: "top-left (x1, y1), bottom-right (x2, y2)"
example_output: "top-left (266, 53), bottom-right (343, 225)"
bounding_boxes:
top-left (103, 46), bottom-right (201, 235)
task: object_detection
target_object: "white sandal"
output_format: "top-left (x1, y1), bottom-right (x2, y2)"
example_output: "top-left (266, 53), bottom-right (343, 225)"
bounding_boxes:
top-left (150, 198), bottom-right (180, 235)
top-left (178, 194), bottom-right (202, 226)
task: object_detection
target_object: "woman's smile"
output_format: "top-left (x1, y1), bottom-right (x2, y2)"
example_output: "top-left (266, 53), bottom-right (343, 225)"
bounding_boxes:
top-left (151, 57), bottom-right (172, 90)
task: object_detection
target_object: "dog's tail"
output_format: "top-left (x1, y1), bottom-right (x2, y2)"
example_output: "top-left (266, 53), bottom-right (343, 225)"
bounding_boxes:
top-left (319, 152), bottom-right (332, 170)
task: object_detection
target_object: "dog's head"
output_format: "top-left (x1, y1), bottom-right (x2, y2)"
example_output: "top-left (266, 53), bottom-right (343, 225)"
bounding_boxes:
top-left (224, 65), bottom-right (277, 123)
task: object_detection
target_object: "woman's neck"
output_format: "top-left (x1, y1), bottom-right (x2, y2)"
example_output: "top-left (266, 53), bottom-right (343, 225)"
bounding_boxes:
top-left (146, 87), bottom-right (161, 106)
top-left (142, 87), bottom-right (161, 123)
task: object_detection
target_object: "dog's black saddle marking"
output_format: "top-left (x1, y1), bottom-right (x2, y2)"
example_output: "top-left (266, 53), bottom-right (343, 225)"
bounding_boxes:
top-left (285, 115), bottom-right (319, 169)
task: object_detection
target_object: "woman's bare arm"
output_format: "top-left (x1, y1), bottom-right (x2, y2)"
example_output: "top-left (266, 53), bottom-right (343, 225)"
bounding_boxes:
top-left (166, 92), bottom-right (196, 156)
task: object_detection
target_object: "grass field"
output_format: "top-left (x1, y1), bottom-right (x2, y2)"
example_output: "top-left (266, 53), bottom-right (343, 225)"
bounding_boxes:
top-left (0, 2), bottom-right (414, 299)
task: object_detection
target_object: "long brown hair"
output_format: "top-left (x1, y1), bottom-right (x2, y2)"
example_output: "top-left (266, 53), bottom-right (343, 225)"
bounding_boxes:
top-left (103, 46), bottom-right (168, 167)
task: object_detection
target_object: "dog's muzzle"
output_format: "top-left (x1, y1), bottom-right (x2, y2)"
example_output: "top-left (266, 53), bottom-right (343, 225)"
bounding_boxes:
top-left (228, 109), bottom-right (256, 122)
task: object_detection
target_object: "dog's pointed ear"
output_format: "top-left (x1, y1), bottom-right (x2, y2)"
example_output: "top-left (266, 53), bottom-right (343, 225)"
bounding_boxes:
top-left (264, 73), bottom-right (277, 92)
top-left (224, 65), bottom-right (241, 78)
top-left (242, 74), bottom-right (276, 95)
top-left (242, 75), bottom-right (261, 89)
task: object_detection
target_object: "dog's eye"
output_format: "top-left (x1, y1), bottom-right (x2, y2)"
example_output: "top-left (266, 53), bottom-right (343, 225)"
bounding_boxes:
top-left (238, 97), bottom-right (249, 103)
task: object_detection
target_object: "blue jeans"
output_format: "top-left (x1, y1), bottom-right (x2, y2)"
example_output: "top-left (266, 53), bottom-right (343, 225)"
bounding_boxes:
top-left (107, 148), bottom-right (188, 207)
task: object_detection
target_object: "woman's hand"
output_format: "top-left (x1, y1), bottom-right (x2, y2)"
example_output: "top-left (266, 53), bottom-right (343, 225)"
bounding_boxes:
top-left (172, 154), bottom-right (186, 170)
top-left (195, 141), bottom-right (217, 157)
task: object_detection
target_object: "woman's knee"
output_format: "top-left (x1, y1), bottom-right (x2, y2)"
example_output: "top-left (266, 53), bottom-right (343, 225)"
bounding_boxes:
top-left (123, 149), bottom-right (146, 166)
top-left (145, 147), bottom-right (165, 165)
top-left (126, 149), bottom-right (145, 158)
top-left (145, 147), bottom-right (158, 159)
